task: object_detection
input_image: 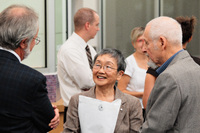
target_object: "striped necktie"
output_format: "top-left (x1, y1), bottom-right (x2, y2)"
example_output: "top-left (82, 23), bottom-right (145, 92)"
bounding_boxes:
top-left (85, 45), bottom-right (93, 69)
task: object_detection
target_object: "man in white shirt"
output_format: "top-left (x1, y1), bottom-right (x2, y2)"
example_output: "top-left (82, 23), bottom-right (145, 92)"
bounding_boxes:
top-left (57, 8), bottom-right (100, 123)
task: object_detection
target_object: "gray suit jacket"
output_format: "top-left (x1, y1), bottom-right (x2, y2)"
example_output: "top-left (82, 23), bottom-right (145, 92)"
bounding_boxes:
top-left (142, 50), bottom-right (200, 133)
top-left (63, 87), bottom-right (143, 133)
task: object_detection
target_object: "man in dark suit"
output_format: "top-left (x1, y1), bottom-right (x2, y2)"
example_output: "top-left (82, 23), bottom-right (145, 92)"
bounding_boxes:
top-left (0, 5), bottom-right (59, 133)
top-left (142, 16), bottom-right (200, 132)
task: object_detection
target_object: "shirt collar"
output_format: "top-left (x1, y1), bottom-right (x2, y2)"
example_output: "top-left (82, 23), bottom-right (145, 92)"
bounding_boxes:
top-left (0, 46), bottom-right (21, 62)
top-left (156, 49), bottom-right (184, 75)
top-left (73, 32), bottom-right (88, 49)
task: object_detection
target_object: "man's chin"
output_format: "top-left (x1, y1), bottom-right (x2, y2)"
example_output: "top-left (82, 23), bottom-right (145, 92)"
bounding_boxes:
top-left (23, 51), bottom-right (31, 60)
top-left (148, 59), bottom-right (159, 69)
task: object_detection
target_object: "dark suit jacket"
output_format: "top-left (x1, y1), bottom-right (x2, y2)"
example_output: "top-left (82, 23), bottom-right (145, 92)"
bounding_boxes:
top-left (142, 51), bottom-right (200, 133)
top-left (63, 87), bottom-right (143, 133)
top-left (0, 50), bottom-right (55, 133)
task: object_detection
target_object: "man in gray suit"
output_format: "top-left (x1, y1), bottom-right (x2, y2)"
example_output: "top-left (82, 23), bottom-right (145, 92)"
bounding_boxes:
top-left (142, 16), bottom-right (200, 133)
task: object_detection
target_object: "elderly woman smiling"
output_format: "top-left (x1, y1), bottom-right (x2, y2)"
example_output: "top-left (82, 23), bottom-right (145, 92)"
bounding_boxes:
top-left (63, 48), bottom-right (143, 133)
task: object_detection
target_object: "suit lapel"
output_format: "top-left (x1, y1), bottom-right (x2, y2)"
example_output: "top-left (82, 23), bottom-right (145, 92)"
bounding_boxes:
top-left (114, 87), bottom-right (127, 131)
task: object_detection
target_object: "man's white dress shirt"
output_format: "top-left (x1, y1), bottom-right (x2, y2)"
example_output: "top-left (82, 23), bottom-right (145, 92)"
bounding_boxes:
top-left (57, 32), bottom-right (96, 106)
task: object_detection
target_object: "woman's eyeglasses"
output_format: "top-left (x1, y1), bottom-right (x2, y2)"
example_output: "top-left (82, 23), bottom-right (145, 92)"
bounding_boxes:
top-left (93, 64), bottom-right (117, 72)
top-left (136, 39), bottom-right (144, 43)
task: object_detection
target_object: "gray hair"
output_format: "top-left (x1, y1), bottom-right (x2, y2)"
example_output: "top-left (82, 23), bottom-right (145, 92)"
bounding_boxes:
top-left (130, 27), bottom-right (144, 43)
top-left (93, 48), bottom-right (126, 72)
top-left (0, 5), bottom-right (39, 50)
top-left (147, 16), bottom-right (182, 46)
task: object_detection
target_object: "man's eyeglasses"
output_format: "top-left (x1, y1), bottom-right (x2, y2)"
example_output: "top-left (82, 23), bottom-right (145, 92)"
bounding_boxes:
top-left (93, 64), bottom-right (117, 72)
top-left (34, 37), bottom-right (40, 45)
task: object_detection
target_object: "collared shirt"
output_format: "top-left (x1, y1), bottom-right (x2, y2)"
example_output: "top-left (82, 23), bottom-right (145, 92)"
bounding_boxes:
top-left (156, 49), bottom-right (184, 75)
top-left (57, 32), bottom-right (97, 106)
top-left (0, 46), bottom-right (21, 62)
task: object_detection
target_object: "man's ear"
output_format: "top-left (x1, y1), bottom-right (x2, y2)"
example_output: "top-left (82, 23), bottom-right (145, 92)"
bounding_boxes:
top-left (159, 36), bottom-right (167, 50)
top-left (85, 22), bottom-right (90, 30)
top-left (19, 39), bottom-right (27, 49)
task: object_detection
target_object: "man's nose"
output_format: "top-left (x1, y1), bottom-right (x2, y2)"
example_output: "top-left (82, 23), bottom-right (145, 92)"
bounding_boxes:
top-left (142, 43), bottom-right (147, 51)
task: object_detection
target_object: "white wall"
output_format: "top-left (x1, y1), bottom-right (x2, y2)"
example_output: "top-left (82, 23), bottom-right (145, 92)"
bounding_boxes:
top-left (0, 0), bottom-right (46, 68)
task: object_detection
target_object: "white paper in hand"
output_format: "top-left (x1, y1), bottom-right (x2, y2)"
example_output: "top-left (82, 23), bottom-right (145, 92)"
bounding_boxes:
top-left (78, 95), bottom-right (121, 133)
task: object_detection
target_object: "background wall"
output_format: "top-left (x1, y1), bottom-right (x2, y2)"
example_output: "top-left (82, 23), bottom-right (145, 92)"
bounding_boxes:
top-left (103, 0), bottom-right (200, 58)
top-left (1, 0), bottom-right (200, 73)
top-left (0, 0), bottom-right (46, 68)
top-left (103, 0), bottom-right (155, 57)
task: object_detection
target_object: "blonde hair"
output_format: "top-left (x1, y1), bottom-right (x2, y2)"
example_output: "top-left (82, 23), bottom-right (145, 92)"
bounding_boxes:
top-left (130, 27), bottom-right (144, 43)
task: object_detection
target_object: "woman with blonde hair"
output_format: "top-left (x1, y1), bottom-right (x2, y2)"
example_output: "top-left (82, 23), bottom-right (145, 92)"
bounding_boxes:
top-left (117, 27), bottom-right (148, 108)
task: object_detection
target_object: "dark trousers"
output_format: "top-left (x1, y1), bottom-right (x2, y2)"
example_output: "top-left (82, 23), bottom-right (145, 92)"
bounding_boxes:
top-left (64, 106), bottom-right (68, 123)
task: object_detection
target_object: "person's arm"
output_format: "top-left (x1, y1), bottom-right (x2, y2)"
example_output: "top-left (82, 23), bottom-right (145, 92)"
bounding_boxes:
top-left (142, 73), bottom-right (156, 109)
top-left (117, 74), bottom-right (143, 98)
top-left (62, 50), bottom-right (95, 89)
top-left (49, 105), bottom-right (60, 129)
top-left (143, 67), bottom-right (158, 109)
top-left (32, 76), bottom-right (57, 132)
top-left (142, 73), bottom-right (181, 133)
top-left (63, 95), bottom-right (80, 133)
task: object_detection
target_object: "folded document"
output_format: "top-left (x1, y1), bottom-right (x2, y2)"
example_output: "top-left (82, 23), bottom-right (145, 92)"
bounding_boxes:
top-left (78, 95), bottom-right (121, 133)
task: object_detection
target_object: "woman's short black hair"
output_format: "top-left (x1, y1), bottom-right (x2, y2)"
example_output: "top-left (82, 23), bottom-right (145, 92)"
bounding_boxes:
top-left (93, 48), bottom-right (126, 72)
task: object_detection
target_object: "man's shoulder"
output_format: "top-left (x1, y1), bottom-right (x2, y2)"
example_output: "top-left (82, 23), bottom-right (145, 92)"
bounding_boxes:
top-left (174, 54), bottom-right (198, 69)
top-left (20, 63), bottom-right (45, 80)
top-left (60, 40), bottom-right (77, 51)
top-left (59, 39), bottom-right (84, 54)
top-left (157, 54), bottom-right (200, 84)
top-left (0, 52), bottom-right (44, 82)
